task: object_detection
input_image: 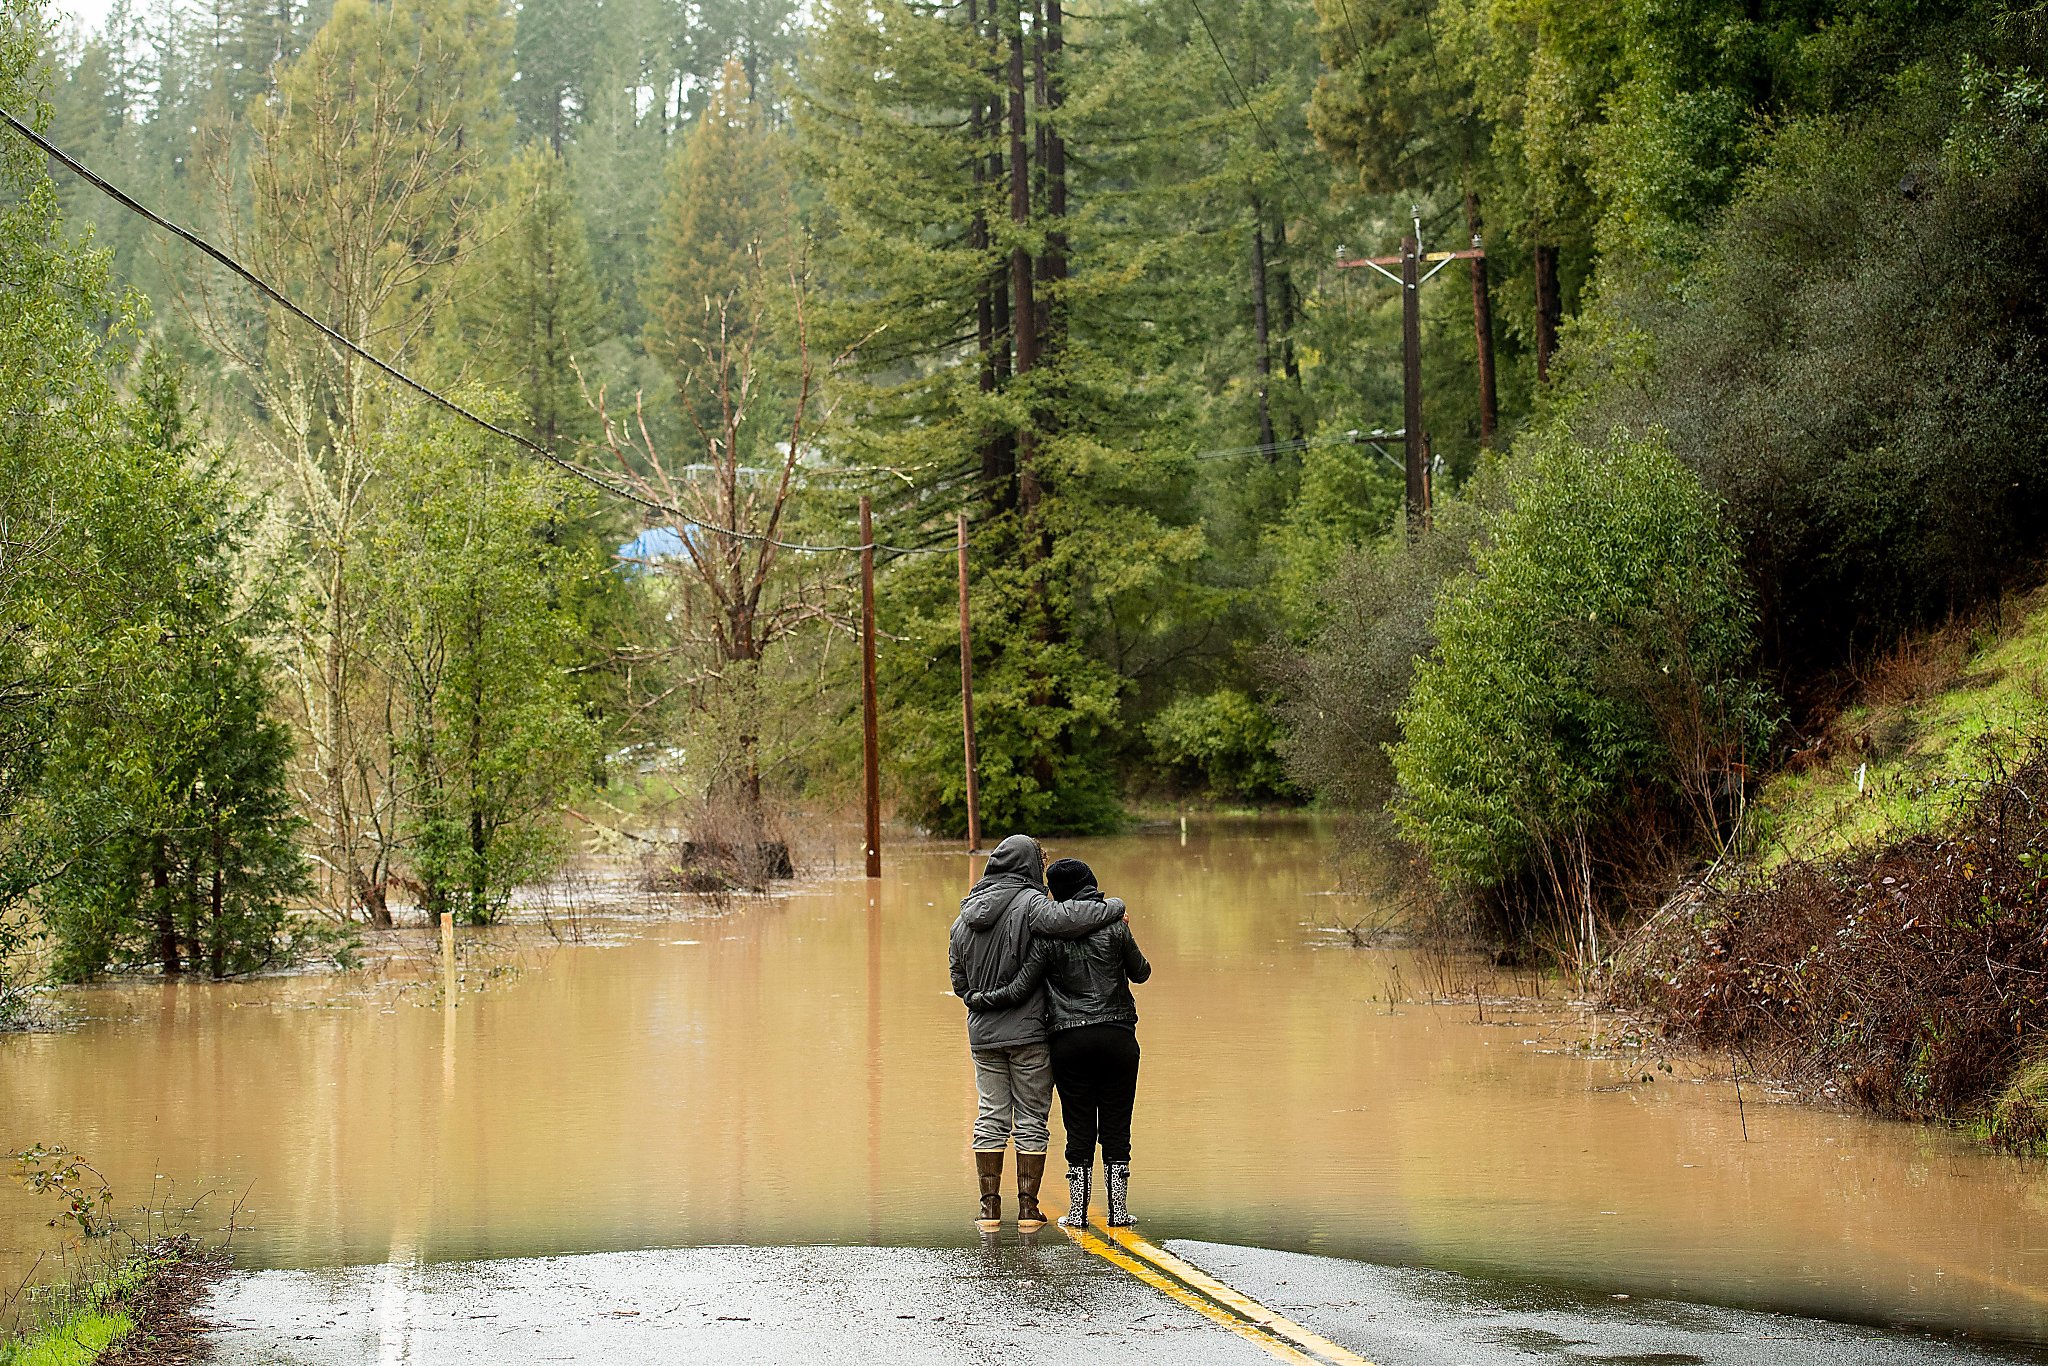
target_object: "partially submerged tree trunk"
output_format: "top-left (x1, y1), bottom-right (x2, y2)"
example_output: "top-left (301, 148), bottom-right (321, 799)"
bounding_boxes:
top-left (152, 843), bottom-right (179, 977)
top-left (1534, 242), bottom-right (1561, 383)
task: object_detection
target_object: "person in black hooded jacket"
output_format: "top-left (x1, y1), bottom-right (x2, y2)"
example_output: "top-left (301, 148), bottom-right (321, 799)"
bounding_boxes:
top-left (966, 857), bottom-right (1149, 1229)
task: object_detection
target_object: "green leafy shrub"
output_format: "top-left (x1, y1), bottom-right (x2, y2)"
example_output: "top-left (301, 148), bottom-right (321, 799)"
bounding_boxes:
top-left (1144, 689), bottom-right (1293, 802)
top-left (1391, 431), bottom-right (1775, 892)
top-left (373, 408), bottom-right (602, 923)
top-left (1564, 23), bottom-right (2048, 682)
top-left (1271, 487), bottom-right (1492, 812)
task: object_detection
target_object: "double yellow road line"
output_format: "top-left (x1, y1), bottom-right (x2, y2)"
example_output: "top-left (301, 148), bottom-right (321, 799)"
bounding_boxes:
top-left (1062, 1221), bottom-right (1379, 1365)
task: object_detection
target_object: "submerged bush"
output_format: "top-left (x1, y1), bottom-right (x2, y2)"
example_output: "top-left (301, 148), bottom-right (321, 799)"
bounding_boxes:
top-left (1271, 490), bottom-right (1489, 813)
top-left (1391, 432), bottom-right (1775, 893)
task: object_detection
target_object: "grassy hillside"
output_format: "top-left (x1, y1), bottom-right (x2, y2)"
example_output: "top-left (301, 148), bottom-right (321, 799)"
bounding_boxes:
top-left (1750, 593), bottom-right (2048, 864)
top-left (1613, 592), bottom-right (2048, 1146)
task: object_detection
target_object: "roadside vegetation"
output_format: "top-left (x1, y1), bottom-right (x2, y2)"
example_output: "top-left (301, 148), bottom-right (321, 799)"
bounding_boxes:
top-left (0, 1243), bottom-right (210, 1366)
top-left (1615, 744), bottom-right (2048, 1149)
top-left (2, 1146), bottom-right (228, 1366)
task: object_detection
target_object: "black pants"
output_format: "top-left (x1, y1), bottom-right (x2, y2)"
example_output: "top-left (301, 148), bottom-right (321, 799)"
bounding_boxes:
top-left (1050, 1024), bottom-right (1141, 1166)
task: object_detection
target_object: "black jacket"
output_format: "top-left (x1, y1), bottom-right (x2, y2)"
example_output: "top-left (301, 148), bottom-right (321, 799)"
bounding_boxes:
top-left (968, 882), bottom-right (1150, 1032)
top-left (948, 835), bottom-right (1126, 1048)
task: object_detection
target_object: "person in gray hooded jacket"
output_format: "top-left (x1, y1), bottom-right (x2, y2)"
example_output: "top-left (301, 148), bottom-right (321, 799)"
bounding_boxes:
top-left (949, 834), bottom-right (1125, 1231)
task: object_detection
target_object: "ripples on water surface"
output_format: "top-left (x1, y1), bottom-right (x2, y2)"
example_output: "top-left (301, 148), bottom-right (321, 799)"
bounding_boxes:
top-left (3, 818), bottom-right (2045, 1346)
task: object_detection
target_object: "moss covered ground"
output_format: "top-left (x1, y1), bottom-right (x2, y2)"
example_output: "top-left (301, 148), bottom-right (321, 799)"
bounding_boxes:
top-left (0, 1312), bottom-right (132, 1366)
top-left (1750, 593), bottom-right (2048, 864)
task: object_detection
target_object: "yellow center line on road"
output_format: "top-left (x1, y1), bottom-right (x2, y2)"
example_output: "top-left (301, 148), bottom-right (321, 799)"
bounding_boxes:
top-left (1098, 1224), bottom-right (1381, 1366)
top-left (1061, 1223), bottom-right (1323, 1364)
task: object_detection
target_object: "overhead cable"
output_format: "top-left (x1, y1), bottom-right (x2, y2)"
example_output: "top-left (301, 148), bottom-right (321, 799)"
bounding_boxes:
top-left (1181, 0), bottom-right (1325, 216)
top-left (0, 104), bottom-right (948, 559)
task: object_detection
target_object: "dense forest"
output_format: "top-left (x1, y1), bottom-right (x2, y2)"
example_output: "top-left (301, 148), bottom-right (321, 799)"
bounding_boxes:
top-left (3, 0), bottom-right (2047, 996)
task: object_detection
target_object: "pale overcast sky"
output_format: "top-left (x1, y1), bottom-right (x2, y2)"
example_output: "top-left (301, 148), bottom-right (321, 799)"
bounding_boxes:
top-left (49, 1), bottom-right (120, 37)
top-left (56, 0), bottom-right (109, 23)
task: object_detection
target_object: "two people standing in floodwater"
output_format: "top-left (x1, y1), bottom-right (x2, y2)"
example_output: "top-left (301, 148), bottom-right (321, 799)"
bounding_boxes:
top-left (948, 835), bottom-right (1151, 1231)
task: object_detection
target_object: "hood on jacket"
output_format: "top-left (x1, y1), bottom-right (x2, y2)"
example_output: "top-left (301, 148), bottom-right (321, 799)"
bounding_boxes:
top-left (1045, 857), bottom-right (1098, 902)
top-left (960, 834), bottom-right (1044, 930)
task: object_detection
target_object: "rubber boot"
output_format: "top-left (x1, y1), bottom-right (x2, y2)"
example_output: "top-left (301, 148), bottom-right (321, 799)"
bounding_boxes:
top-left (974, 1150), bottom-right (1005, 1232)
top-left (1106, 1162), bottom-right (1135, 1227)
top-left (1059, 1163), bottom-right (1091, 1229)
top-left (1015, 1152), bottom-right (1049, 1232)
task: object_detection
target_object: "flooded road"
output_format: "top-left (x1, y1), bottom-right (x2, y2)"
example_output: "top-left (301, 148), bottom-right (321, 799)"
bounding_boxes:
top-left (4, 819), bottom-right (2046, 1348)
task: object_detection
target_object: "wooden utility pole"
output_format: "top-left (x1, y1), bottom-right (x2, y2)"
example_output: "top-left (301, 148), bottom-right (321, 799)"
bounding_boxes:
top-left (1251, 209), bottom-right (1278, 454)
top-left (1399, 230), bottom-right (1425, 529)
top-left (860, 497), bottom-right (881, 879)
top-left (1337, 207), bottom-right (1487, 533)
top-left (956, 513), bottom-right (982, 854)
top-left (1534, 242), bottom-right (1561, 383)
top-left (1466, 194), bottom-right (1497, 445)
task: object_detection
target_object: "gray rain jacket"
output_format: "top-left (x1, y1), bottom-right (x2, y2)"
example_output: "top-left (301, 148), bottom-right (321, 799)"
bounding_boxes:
top-left (948, 835), bottom-right (1125, 1049)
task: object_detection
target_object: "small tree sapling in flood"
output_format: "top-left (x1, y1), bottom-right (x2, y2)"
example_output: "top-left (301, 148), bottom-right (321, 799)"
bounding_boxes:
top-left (373, 405), bottom-right (601, 925)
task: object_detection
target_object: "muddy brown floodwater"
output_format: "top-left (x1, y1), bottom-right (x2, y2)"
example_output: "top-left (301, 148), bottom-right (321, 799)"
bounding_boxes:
top-left (3, 818), bottom-right (2046, 1348)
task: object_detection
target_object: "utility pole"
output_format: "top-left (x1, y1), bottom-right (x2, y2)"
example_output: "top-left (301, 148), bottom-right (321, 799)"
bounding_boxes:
top-left (1399, 228), bottom-right (1424, 528)
top-left (1534, 242), bottom-right (1561, 384)
top-left (956, 512), bottom-right (982, 855)
top-left (1466, 193), bottom-right (1498, 446)
top-left (860, 497), bottom-right (881, 879)
top-left (1338, 206), bottom-right (1486, 533)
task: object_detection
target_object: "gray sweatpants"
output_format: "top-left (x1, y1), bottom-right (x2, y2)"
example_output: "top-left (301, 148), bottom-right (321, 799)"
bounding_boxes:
top-left (970, 1042), bottom-right (1053, 1154)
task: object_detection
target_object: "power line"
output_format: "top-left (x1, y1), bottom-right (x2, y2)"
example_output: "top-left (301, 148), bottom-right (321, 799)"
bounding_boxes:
top-left (0, 104), bottom-right (948, 559)
top-left (1181, 0), bottom-right (1323, 217)
top-left (1193, 428), bottom-right (1405, 466)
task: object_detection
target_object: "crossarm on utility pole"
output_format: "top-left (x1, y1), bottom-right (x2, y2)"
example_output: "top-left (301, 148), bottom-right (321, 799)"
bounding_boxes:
top-left (1338, 247), bottom-right (1484, 268)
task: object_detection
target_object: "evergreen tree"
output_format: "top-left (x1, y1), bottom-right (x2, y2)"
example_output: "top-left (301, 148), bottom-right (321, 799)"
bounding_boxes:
top-left (798, 0), bottom-right (1221, 832)
top-left (694, 0), bottom-right (802, 99)
top-left (571, 0), bottom-right (676, 332)
top-left (0, 0), bottom-right (128, 1005)
top-left (372, 410), bottom-right (601, 924)
top-left (510, 0), bottom-right (598, 152)
top-left (38, 355), bottom-right (309, 981)
top-left (641, 59), bottom-right (790, 413)
top-left (455, 143), bottom-right (608, 449)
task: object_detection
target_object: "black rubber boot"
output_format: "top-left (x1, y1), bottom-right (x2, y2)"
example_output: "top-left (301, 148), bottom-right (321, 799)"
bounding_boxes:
top-left (1059, 1163), bottom-right (1091, 1229)
top-left (1106, 1162), bottom-right (1135, 1227)
top-left (974, 1150), bottom-right (1005, 1232)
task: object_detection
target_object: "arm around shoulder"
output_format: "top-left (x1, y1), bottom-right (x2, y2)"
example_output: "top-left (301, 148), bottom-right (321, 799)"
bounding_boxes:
top-left (1023, 889), bottom-right (1125, 939)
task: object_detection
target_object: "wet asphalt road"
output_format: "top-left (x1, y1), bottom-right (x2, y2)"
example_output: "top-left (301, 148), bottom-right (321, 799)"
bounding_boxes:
top-left (1176, 1241), bottom-right (2047, 1366)
top-left (199, 1240), bottom-right (2047, 1364)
